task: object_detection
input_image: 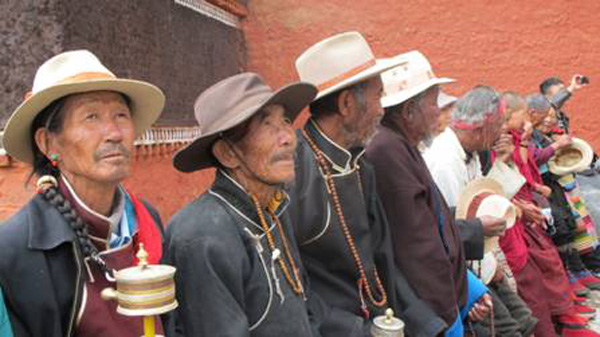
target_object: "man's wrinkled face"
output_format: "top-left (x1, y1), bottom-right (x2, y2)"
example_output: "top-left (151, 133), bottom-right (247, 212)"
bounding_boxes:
top-left (479, 111), bottom-right (505, 150)
top-left (231, 104), bottom-right (297, 185)
top-left (436, 103), bottom-right (454, 135)
top-left (505, 106), bottom-right (528, 131)
top-left (47, 91), bottom-right (135, 185)
top-left (529, 108), bottom-right (550, 128)
top-left (346, 76), bottom-right (385, 147)
top-left (412, 86), bottom-right (441, 144)
top-left (539, 108), bottom-right (558, 134)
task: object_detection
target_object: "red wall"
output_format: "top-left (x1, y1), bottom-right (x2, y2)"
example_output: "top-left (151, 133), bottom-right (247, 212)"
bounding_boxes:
top-left (242, 0), bottom-right (600, 147)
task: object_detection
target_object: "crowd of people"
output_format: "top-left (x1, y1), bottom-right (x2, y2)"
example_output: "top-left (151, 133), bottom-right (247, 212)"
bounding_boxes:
top-left (0, 31), bottom-right (599, 337)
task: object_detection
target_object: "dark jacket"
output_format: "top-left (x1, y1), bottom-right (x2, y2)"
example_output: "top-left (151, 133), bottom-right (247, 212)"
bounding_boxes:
top-left (532, 129), bottom-right (577, 245)
top-left (164, 170), bottom-right (317, 337)
top-left (0, 194), bottom-right (162, 337)
top-left (288, 120), bottom-right (446, 337)
top-left (549, 88), bottom-right (571, 132)
top-left (454, 216), bottom-right (485, 261)
top-left (365, 124), bottom-right (468, 326)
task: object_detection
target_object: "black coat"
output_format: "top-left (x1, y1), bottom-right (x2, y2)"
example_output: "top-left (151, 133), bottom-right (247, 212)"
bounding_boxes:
top-left (163, 170), bottom-right (318, 337)
top-left (288, 120), bottom-right (446, 337)
top-left (0, 194), bottom-right (163, 337)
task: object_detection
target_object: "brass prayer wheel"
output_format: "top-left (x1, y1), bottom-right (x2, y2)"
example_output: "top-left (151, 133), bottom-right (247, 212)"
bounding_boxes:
top-left (371, 308), bottom-right (405, 337)
top-left (101, 244), bottom-right (178, 317)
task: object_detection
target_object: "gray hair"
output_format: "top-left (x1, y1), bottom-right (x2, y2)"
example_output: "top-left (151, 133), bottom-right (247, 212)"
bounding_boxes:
top-left (451, 85), bottom-right (500, 127)
top-left (526, 93), bottom-right (551, 114)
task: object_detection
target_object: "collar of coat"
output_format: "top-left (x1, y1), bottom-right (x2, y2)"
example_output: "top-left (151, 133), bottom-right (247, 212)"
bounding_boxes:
top-left (304, 119), bottom-right (365, 174)
top-left (27, 194), bottom-right (77, 250)
top-left (28, 181), bottom-right (126, 251)
top-left (209, 169), bottom-right (290, 236)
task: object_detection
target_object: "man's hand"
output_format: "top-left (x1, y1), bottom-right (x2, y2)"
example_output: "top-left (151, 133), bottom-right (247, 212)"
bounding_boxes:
top-left (537, 184), bottom-right (552, 198)
top-left (517, 201), bottom-right (545, 225)
top-left (479, 215), bottom-right (507, 237)
top-left (469, 293), bottom-right (493, 322)
top-left (493, 133), bottom-right (514, 163)
top-left (552, 134), bottom-right (573, 151)
top-left (568, 74), bottom-right (587, 93)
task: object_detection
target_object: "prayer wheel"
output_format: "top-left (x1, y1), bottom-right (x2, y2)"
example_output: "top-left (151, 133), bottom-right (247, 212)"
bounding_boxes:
top-left (101, 244), bottom-right (178, 337)
top-left (371, 308), bottom-right (405, 337)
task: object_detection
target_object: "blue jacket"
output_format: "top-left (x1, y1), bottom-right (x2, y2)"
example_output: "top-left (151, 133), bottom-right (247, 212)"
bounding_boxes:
top-left (0, 289), bottom-right (13, 337)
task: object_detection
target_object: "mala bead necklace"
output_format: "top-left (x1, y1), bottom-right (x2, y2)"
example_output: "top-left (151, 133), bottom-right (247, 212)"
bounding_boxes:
top-left (250, 194), bottom-right (304, 297)
top-left (302, 130), bottom-right (387, 316)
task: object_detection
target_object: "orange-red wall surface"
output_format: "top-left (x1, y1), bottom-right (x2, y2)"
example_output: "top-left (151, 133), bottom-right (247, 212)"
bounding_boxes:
top-left (243, 0), bottom-right (600, 144)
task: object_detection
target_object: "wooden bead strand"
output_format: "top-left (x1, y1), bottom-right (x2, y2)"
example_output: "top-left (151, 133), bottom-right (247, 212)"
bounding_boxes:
top-left (302, 130), bottom-right (387, 312)
top-left (250, 194), bottom-right (305, 296)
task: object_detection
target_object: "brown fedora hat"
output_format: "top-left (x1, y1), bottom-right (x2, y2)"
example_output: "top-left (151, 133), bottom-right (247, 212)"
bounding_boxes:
top-left (173, 72), bottom-right (317, 172)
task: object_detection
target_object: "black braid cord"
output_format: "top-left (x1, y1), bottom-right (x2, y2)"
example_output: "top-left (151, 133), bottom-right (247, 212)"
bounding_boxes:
top-left (39, 184), bottom-right (111, 276)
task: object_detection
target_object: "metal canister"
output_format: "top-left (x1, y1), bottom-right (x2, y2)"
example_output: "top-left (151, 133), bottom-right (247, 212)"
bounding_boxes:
top-left (101, 244), bottom-right (178, 317)
top-left (371, 308), bottom-right (405, 337)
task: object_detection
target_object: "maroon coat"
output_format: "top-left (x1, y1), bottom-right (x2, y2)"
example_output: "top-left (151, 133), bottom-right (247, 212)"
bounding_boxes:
top-left (365, 124), bottom-right (468, 325)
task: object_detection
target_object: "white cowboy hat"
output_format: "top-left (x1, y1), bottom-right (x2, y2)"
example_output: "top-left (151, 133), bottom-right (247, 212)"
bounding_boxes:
top-left (437, 91), bottom-right (457, 110)
top-left (295, 31), bottom-right (407, 100)
top-left (3, 50), bottom-right (165, 164)
top-left (456, 177), bottom-right (516, 254)
top-left (380, 50), bottom-right (454, 108)
top-left (548, 137), bottom-right (594, 175)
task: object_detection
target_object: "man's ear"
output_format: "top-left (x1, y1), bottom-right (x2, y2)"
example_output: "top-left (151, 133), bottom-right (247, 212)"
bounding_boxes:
top-left (336, 89), bottom-right (354, 118)
top-left (212, 139), bottom-right (241, 169)
top-left (401, 99), bottom-right (415, 121)
top-left (34, 128), bottom-right (52, 158)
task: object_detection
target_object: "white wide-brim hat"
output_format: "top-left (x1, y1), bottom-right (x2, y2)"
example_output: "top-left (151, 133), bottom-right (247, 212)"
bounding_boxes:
top-left (438, 91), bottom-right (457, 109)
top-left (3, 50), bottom-right (165, 164)
top-left (456, 177), bottom-right (516, 254)
top-left (548, 137), bottom-right (594, 175)
top-left (295, 31), bottom-right (407, 100)
top-left (380, 50), bottom-right (454, 108)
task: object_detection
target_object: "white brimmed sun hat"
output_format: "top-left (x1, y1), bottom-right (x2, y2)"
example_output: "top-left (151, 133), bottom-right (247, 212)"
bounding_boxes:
top-left (295, 31), bottom-right (407, 100)
top-left (2, 49), bottom-right (165, 164)
top-left (548, 137), bottom-right (594, 175)
top-left (456, 177), bottom-right (516, 254)
top-left (380, 50), bottom-right (454, 108)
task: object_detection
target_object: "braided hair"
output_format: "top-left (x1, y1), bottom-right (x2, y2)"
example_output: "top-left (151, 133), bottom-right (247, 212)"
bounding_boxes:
top-left (31, 95), bottom-right (111, 274)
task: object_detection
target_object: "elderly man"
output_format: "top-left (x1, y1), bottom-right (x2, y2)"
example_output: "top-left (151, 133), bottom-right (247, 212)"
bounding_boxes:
top-left (528, 94), bottom-right (600, 295)
top-left (435, 91), bottom-right (457, 136)
top-left (289, 32), bottom-right (445, 337)
top-left (0, 50), bottom-right (166, 336)
top-left (539, 75), bottom-right (587, 134)
top-left (165, 73), bottom-right (319, 336)
top-left (528, 94), bottom-right (576, 248)
top-left (425, 87), bottom-right (541, 337)
top-left (366, 51), bottom-right (494, 336)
